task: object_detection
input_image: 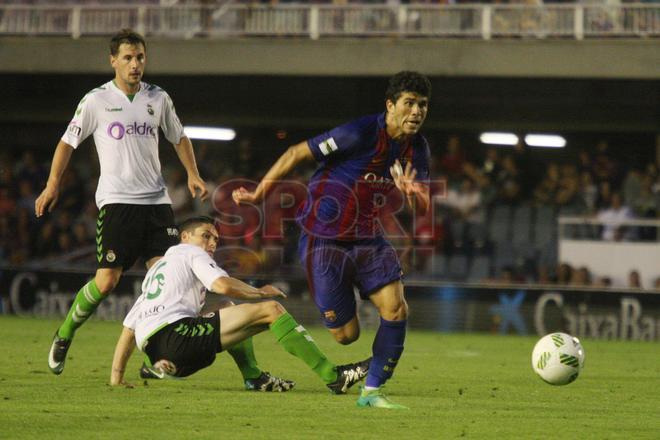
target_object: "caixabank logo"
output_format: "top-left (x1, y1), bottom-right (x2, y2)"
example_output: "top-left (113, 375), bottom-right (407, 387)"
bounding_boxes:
top-left (107, 121), bottom-right (157, 140)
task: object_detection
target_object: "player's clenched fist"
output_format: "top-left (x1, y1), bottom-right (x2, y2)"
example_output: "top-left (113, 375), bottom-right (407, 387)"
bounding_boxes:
top-left (232, 187), bottom-right (259, 205)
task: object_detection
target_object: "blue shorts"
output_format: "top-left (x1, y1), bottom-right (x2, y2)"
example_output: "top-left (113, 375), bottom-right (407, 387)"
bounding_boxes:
top-left (298, 231), bottom-right (403, 328)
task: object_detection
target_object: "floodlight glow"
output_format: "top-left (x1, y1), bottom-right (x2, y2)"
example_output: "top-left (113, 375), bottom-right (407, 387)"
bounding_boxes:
top-left (479, 132), bottom-right (519, 146)
top-left (184, 126), bottom-right (236, 141)
top-left (524, 134), bottom-right (566, 148)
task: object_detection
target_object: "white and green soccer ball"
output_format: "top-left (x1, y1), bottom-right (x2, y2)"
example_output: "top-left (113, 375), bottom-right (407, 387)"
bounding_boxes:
top-left (532, 332), bottom-right (585, 385)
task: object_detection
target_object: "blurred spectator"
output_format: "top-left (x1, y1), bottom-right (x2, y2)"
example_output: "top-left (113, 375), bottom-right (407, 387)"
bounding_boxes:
top-left (533, 162), bottom-right (560, 206)
top-left (556, 163), bottom-right (582, 212)
top-left (595, 180), bottom-right (613, 211)
top-left (481, 147), bottom-right (501, 183)
top-left (439, 135), bottom-right (465, 185)
top-left (556, 262), bottom-right (573, 285)
top-left (593, 276), bottom-right (612, 288)
top-left (627, 270), bottom-right (642, 289)
top-left (166, 167), bottom-right (194, 217)
top-left (592, 140), bottom-right (617, 184)
top-left (570, 266), bottom-right (592, 287)
top-left (15, 151), bottom-right (46, 187)
top-left (437, 176), bottom-right (484, 248)
top-left (511, 140), bottom-right (534, 198)
top-left (578, 171), bottom-right (598, 214)
top-left (622, 167), bottom-right (643, 207)
top-left (496, 154), bottom-right (521, 204)
top-left (597, 192), bottom-right (635, 241)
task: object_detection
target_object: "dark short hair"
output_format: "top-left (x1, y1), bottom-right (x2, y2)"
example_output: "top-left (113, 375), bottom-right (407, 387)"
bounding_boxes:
top-left (110, 29), bottom-right (146, 56)
top-left (385, 71), bottom-right (431, 103)
top-left (178, 216), bottom-right (216, 235)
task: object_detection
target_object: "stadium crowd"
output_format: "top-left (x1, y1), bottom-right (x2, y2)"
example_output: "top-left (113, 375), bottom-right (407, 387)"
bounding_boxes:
top-left (1, 133), bottom-right (658, 288)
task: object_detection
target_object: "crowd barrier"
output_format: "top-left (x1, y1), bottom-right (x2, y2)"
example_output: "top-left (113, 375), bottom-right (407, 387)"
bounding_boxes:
top-left (0, 3), bottom-right (658, 39)
top-left (2, 267), bottom-right (658, 341)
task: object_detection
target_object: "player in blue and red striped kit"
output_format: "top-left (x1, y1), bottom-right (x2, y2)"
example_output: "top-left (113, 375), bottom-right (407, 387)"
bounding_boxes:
top-left (233, 71), bottom-right (431, 409)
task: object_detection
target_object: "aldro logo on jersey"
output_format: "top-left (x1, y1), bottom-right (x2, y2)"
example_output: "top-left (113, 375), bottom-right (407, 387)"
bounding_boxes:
top-left (107, 121), bottom-right (157, 140)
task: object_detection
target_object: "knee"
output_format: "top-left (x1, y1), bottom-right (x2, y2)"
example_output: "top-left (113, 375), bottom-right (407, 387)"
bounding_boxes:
top-left (262, 300), bottom-right (286, 323)
top-left (332, 328), bottom-right (360, 345)
top-left (380, 300), bottom-right (409, 321)
top-left (95, 271), bottom-right (121, 294)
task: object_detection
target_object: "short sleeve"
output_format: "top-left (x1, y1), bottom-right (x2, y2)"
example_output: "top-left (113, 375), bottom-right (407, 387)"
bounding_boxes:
top-left (122, 302), bottom-right (139, 330)
top-left (160, 92), bottom-right (185, 145)
top-left (61, 93), bottom-right (97, 148)
top-left (307, 116), bottom-right (374, 163)
top-left (190, 248), bottom-right (229, 290)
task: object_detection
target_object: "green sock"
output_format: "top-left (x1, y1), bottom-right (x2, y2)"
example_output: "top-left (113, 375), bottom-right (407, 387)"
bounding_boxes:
top-left (57, 280), bottom-right (104, 340)
top-left (227, 337), bottom-right (262, 380)
top-left (270, 313), bottom-right (337, 384)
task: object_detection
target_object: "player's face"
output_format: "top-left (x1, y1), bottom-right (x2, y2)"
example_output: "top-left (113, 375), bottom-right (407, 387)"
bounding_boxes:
top-left (182, 224), bottom-right (219, 256)
top-left (386, 92), bottom-right (429, 139)
top-left (110, 43), bottom-right (146, 91)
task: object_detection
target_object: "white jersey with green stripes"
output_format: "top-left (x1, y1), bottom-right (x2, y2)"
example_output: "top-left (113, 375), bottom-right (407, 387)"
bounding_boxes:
top-left (123, 243), bottom-right (228, 350)
top-left (61, 80), bottom-right (185, 208)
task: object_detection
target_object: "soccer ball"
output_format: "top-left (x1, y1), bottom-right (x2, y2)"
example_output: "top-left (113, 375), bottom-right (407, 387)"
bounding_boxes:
top-left (531, 333), bottom-right (585, 385)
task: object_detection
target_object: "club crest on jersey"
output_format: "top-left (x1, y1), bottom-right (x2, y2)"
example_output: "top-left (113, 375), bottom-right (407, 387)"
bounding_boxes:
top-left (323, 310), bottom-right (337, 322)
top-left (106, 250), bottom-right (116, 262)
top-left (147, 104), bottom-right (154, 115)
top-left (319, 138), bottom-right (338, 156)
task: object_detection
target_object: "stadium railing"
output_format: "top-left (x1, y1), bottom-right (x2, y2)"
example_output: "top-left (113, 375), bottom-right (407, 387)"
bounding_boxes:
top-left (0, 3), bottom-right (658, 39)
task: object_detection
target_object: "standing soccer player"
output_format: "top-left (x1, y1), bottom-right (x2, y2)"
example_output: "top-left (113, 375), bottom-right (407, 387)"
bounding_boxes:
top-left (233, 71), bottom-right (431, 409)
top-left (37, 29), bottom-right (208, 375)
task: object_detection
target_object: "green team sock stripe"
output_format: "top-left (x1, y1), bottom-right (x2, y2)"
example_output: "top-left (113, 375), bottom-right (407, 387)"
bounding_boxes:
top-left (58, 280), bottom-right (104, 339)
top-left (82, 283), bottom-right (99, 305)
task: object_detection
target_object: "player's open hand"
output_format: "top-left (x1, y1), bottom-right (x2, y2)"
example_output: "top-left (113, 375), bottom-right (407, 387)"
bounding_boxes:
top-left (390, 160), bottom-right (422, 197)
top-left (35, 184), bottom-right (59, 217)
top-left (232, 187), bottom-right (259, 205)
top-left (188, 174), bottom-right (209, 201)
top-left (260, 285), bottom-right (287, 299)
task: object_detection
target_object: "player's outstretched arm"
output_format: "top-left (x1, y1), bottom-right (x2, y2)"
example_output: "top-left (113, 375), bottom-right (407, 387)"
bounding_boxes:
top-left (110, 326), bottom-right (137, 388)
top-left (35, 141), bottom-right (75, 217)
top-left (173, 135), bottom-right (209, 201)
top-left (233, 141), bottom-right (313, 205)
top-left (211, 276), bottom-right (287, 301)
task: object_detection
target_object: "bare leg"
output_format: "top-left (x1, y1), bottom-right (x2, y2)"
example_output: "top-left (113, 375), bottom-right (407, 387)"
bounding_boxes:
top-left (327, 315), bottom-right (361, 345)
top-left (218, 301), bottom-right (285, 349)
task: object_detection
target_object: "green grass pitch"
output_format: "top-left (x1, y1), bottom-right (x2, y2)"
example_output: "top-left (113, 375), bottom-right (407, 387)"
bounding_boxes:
top-left (0, 316), bottom-right (658, 439)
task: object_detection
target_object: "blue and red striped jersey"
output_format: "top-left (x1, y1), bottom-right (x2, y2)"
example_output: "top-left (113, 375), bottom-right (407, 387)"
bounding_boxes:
top-left (297, 112), bottom-right (430, 240)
